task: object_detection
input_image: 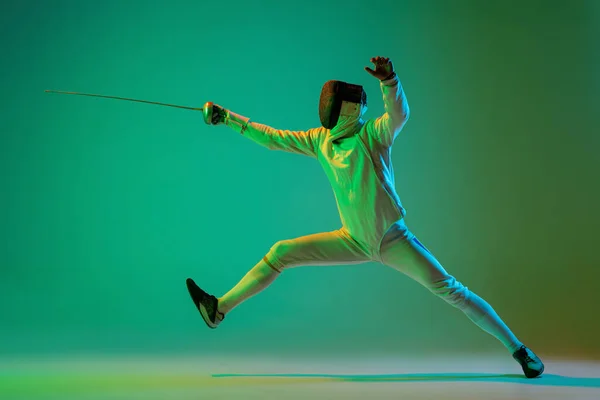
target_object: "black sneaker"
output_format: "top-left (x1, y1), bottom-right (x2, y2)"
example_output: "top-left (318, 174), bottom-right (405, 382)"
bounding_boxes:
top-left (185, 278), bottom-right (224, 329)
top-left (512, 345), bottom-right (544, 378)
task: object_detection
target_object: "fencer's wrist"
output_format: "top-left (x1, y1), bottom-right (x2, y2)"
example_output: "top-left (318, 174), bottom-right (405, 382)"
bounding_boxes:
top-left (381, 71), bottom-right (396, 81)
top-left (380, 72), bottom-right (398, 86)
top-left (225, 110), bottom-right (251, 135)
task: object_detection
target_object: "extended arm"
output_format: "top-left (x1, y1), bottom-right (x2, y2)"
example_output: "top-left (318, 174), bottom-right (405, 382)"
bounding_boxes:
top-left (204, 102), bottom-right (319, 158)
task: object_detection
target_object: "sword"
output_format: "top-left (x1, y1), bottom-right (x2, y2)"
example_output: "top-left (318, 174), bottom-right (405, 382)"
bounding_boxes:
top-left (44, 90), bottom-right (204, 112)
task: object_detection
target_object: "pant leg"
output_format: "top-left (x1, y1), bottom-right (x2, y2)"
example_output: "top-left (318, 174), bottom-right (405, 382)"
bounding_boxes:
top-left (218, 228), bottom-right (371, 314)
top-left (266, 228), bottom-right (371, 272)
top-left (378, 220), bottom-right (522, 352)
top-left (377, 220), bottom-right (467, 304)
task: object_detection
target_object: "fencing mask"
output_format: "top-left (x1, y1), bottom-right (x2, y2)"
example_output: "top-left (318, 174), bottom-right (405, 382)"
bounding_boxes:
top-left (319, 80), bottom-right (367, 129)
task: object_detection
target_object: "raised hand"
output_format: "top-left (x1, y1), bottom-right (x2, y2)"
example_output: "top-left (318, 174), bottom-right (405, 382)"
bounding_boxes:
top-left (365, 56), bottom-right (395, 81)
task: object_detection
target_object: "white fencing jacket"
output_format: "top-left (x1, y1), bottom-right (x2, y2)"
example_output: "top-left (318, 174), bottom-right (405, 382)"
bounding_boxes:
top-left (224, 74), bottom-right (410, 248)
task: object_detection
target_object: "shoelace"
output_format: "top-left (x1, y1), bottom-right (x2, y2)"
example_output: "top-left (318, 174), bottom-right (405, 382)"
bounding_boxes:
top-left (518, 349), bottom-right (535, 363)
top-left (525, 354), bottom-right (536, 363)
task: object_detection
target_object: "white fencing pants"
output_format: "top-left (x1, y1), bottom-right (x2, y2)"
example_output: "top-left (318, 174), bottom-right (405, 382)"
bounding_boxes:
top-left (262, 219), bottom-right (522, 352)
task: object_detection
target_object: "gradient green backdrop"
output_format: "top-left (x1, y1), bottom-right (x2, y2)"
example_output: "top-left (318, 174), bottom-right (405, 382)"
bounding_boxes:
top-left (2, 0), bottom-right (599, 359)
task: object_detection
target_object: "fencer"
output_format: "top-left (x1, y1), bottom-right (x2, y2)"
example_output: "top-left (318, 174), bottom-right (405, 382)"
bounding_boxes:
top-left (186, 56), bottom-right (544, 378)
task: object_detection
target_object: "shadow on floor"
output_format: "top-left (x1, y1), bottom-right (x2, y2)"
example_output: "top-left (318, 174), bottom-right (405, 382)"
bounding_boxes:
top-left (212, 373), bottom-right (600, 388)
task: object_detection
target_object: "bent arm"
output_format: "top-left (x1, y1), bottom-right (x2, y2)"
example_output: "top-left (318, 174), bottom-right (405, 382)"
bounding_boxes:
top-left (368, 74), bottom-right (410, 147)
top-left (225, 110), bottom-right (319, 157)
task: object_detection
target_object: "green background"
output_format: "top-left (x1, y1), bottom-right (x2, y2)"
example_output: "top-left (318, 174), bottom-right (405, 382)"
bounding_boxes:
top-left (2, 0), bottom-right (598, 360)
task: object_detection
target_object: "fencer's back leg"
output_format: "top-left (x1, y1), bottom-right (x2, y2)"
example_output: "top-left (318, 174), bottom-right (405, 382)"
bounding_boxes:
top-left (379, 230), bottom-right (524, 355)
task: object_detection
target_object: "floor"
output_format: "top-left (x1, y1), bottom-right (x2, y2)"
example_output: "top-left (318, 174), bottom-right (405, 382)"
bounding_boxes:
top-left (2, 354), bottom-right (599, 399)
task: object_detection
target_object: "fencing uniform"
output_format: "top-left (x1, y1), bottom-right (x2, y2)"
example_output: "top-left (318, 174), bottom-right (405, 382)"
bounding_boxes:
top-left (186, 70), bottom-right (544, 379)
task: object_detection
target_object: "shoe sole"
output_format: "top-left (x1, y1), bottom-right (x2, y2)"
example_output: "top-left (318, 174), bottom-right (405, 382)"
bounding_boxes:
top-left (186, 278), bottom-right (219, 329)
top-left (526, 364), bottom-right (544, 378)
top-left (198, 302), bottom-right (219, 329)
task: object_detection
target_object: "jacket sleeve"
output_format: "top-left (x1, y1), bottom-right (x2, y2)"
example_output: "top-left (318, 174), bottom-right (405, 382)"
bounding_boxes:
top-left (367, 73), bottom-right (410, 147)
top-left (224, 110), bottom-right (320, 158)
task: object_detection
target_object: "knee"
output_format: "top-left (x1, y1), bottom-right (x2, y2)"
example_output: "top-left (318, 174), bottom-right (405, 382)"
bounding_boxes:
top-left (430, 276), bottom-right (471, 309)
top-left (270, 240), bottom-right (294, 257)
top-left (266, 240), bottom-right (295, 269)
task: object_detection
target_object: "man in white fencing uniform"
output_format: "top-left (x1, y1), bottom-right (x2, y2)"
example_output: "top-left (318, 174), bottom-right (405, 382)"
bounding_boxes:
top-left (186, 56), bottom-right (544, 378)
